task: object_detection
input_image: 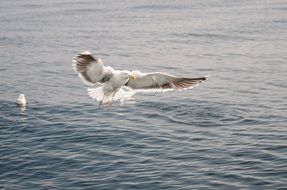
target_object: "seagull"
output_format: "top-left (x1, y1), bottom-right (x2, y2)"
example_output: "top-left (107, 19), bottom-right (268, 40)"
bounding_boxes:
top-left (16, 94), bottom-right (26, 106)
top-left (72, 50), bottom-right (207, 108)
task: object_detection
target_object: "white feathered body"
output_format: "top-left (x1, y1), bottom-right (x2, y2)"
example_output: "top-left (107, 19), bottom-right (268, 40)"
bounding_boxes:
top-left (17, 94), bottom-right (26, 106)
top-left (88, 71), bottom-right (135, 103)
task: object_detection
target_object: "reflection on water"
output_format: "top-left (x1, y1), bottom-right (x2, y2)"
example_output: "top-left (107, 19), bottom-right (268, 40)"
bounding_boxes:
top-left (17, 105), bottom-right (26, 113)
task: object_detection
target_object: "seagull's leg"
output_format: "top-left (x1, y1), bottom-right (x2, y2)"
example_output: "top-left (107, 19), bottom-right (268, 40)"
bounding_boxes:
top-left (111, 91), bottom-right (116, 102)
top-left (99, 99), bottom-right (103, 108)
top-left (108, 91), bottom-right (117, 111)
top-left (108, 102), bottom-right (113, 111)
top-left (99, 92), bottom-right (106, 108)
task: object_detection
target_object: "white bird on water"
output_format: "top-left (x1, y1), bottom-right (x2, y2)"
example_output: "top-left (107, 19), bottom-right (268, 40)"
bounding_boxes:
top-left (16, 94), bottom-right (26, 106)
top-left (72, 51), bottom-right (207, 109)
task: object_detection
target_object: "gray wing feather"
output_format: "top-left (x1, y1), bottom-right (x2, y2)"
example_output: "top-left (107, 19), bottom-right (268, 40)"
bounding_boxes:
top-left (72, 51), bottom-right (113, 85)
top-left (126, 71), bottom-right (207, 92)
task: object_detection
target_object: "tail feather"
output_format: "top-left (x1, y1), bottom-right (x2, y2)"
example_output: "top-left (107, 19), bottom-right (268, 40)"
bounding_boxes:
top-left (87, 87), bottom-right (106, 102)
top-left (116, 87), bottom-right (136, 100)
top-left (87, 87), bottom-right (135, 103)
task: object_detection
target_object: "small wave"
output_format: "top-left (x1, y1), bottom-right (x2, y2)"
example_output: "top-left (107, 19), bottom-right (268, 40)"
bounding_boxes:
top-left (140, 100), bottom-right (245, 127)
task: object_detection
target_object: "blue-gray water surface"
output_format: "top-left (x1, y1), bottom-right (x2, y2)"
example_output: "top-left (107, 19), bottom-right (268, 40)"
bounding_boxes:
top-left (1, 0), bottom-right (287, 189)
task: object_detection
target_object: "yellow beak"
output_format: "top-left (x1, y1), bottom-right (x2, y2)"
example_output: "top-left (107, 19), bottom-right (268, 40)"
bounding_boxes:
top-left (129, 74), bottom-right (136, 80)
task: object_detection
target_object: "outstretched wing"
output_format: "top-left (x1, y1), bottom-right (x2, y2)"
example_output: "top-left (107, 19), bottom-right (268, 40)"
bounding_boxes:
top-left (126, 71), bottom-right (207, 92)
top-left (72, 51), bottom-right (113, 85)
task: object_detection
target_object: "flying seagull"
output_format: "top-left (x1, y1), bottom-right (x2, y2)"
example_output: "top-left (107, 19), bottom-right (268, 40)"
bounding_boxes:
top-left (72, 51), bottom-right (207, 108)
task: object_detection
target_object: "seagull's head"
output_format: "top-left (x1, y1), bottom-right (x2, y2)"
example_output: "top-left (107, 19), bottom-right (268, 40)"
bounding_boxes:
top-left (129, 73), bottom-right (136, 80)
top-left (19, 94), bottom-right (25, 99)
top-left (121, 71), bottom-right (136, 81)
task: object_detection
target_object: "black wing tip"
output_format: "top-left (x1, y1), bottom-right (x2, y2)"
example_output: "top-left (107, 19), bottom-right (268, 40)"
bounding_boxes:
top-left (173, 76), bottom-right (208, 89)
top-left (199, 75), bottom-right (209, 80)
top-left (72, 50), bottom-right (97, 74)
top-left (194, 77), bottom-right (207, 81)
top-left (73, 50), bottom-right (96, 61)
top-left (182, 76), bottom-right (208, 81)
top-left (73, 51), bottom-right (96, 63)
top-left (203, 75), bottom-right (209, 80)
